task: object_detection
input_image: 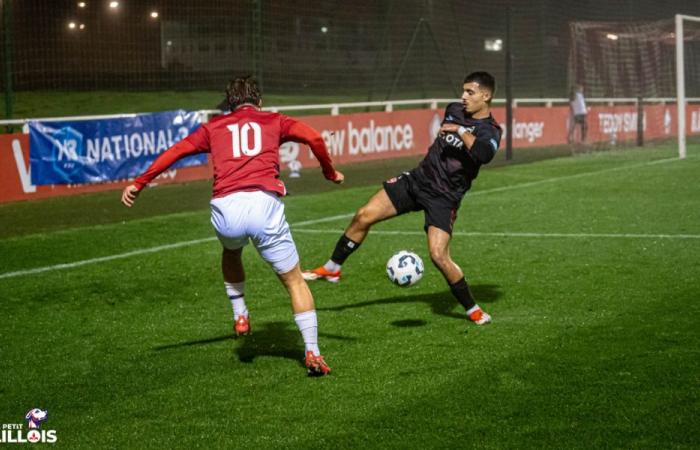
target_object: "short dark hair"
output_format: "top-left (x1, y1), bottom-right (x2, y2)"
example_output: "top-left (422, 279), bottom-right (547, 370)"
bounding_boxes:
top-left (226, 76), bottom-right (262, 110)
top-left (464, 71), bottom-right (496, 101)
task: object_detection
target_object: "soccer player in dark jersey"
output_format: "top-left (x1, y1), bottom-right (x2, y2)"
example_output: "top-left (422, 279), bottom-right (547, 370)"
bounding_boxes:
top-left (121, 76), bottom-right (344, 376)
top-left (304, 71), bottom-right (502, 325)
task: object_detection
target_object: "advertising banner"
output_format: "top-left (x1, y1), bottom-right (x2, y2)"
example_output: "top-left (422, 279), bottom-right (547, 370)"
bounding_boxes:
top-left (28, 110), bottom-right (207, 185)
top-left (0, 133), bottom-right (212, 204)
top-left (3, 102), bottom-right (699, 203)
top-left (277, 109), bottom-right (439, 171)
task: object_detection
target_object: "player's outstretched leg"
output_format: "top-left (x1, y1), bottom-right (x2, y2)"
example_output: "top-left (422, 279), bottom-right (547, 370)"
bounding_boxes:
top-left (222, 247), bottom-right (250, 336)
top-left (303, 188), bottom-right (398, 283)
top-left (427, 226), bottom-right (491, 325)
top-left (278, 264), bottom-right (331, 376)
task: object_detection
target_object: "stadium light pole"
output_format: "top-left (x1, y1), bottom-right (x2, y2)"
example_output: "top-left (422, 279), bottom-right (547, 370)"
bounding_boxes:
top-left (251, 0), bottom-right (263, 90)
top-left (1, 0), bottom-right (13, 125)
top-left (504, 5), bottom-right (513, 161)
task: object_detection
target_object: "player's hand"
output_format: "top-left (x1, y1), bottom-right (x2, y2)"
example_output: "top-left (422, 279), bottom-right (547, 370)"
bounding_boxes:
top-left (439, 123), bottom-right (460, 135)
top-left (121, 184), bottom-right (141, 208)
top-left (332, 170), bottom-right (345, 184)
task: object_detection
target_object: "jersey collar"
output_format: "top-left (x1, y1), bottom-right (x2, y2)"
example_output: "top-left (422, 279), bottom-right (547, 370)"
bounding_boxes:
top-left (234, 103), bottom-right (261, 111)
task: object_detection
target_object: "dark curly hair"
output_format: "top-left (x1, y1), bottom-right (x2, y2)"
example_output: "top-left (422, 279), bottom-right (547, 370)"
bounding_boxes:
top-left (225, 76), bottom-right (262, 110)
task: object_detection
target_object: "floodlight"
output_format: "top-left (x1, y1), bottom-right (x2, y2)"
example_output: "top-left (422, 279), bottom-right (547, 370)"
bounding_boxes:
top-left (484, 38), bottom-right (503, 52)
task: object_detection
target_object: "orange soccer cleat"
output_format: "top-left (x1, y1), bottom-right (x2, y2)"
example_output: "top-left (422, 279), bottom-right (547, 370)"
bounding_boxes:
top-left (305, 351), bottom-right (332, 377)
top-left (468, 308), bottom-right (492, 325)
top-left (234, 315), bottom-right (250, 336)
top-left (302, 266), bottom-right (341, 283)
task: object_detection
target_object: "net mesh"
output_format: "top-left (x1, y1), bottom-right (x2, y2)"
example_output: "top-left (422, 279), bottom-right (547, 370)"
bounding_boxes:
top-left (1, 1), bottom-right (694, 95)
top-left (2, 0), bottom-right (481, 96)
top-left (567, 16), bottom-right (700, 148)
top-left (569, 20), bottom-right (678, 99)
top-left (1, 0), bottom-right (699, 153)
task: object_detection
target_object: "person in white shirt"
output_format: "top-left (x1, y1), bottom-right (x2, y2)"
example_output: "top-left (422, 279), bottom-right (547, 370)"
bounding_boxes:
top-left (568, 84), bottom-right (588, 144)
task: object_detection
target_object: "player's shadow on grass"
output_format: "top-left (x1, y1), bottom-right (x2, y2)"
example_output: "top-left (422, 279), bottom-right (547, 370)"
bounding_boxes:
top-left (318, 284), bottom-right (502, 324)
top-left (236, 321), bottom-right (355, 365)
top-left (154, 321), bottom-right (355, 367)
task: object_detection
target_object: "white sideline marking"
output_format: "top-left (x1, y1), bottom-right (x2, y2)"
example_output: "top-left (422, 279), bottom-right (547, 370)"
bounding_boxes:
top-left (1, 214), bottom-right (350, 280)
top-left (292, 213), bottom-right (354, 227)
top-left (467, 156), bottom-right (678, 197)
top-left (0, 156), bottom-right (687, 280)
top-left (287, 157), bottom-right (682, 228)
top-left (292, 228), bottom-right (700, 240)
top-left (0, 237), bottom-right (217, 280)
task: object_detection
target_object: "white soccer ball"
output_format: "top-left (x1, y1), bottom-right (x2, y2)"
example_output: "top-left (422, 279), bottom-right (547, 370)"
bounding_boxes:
top-left (386, 251), bottom-right (424, 287)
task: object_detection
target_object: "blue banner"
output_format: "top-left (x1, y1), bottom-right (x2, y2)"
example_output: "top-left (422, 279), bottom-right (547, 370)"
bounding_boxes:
top-left (29, 110), bottom-right (206, 185)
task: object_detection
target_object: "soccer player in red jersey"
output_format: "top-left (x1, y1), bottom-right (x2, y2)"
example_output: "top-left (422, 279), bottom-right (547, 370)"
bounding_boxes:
top-left (121, 76), bottom-right (344, 376)
top-left (304, 72), bottom-right (501, 326)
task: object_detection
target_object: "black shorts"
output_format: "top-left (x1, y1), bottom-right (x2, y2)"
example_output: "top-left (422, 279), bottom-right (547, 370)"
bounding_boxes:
top-left (573, 114), bottom-right (587, 124)
top-left (382, 172), bottom-right (458, 235)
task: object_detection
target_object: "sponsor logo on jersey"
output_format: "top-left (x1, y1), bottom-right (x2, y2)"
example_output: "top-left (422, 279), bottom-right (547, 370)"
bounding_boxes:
top-left (442, 132), bottom-right (464, 148)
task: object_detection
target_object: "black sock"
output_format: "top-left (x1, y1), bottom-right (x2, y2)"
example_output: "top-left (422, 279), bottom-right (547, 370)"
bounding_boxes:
top-left (330, 234), bottom-right (361, 265)
top-left (450, 277), bottom-right (476, 311)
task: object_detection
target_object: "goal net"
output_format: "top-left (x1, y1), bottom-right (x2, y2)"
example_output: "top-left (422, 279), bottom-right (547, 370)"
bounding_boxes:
top-left (568, 16), bottom-right (700, 155)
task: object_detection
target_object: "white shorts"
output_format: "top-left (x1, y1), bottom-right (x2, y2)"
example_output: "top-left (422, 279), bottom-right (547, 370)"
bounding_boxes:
top-left (210, 191), bottom-right (299, 274)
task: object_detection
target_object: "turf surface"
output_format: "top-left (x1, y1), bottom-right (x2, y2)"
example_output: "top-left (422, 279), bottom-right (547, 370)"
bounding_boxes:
top-left (1, 144), bottom-right (698, 448)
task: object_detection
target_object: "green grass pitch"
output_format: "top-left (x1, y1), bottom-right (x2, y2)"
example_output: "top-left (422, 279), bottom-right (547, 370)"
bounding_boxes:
top-left (1, 143), bottom-right (699, 448)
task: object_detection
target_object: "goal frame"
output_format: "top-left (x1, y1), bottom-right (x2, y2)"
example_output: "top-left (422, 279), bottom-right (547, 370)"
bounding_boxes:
top-left (676, 14), bottom-right (700, 159)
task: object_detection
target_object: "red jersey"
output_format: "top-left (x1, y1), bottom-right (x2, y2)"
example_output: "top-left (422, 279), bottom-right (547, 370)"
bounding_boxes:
top-left (133, 105), bottom-right (337, 198)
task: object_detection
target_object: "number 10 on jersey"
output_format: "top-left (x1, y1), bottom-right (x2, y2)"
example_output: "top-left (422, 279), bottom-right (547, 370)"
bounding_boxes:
top-left (227, 122), bottom-right (262, 158)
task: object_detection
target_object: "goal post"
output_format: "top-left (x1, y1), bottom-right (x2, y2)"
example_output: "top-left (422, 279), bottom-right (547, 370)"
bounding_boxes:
top-left (676, 14), bottom-right (700, 159)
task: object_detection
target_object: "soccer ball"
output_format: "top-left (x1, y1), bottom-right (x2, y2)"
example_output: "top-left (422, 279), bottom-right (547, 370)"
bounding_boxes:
top-left (386, 251), bottom-right (424, 287)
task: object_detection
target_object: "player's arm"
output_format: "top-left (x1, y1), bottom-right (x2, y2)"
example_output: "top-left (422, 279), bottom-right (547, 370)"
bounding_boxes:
top-left (439, 123), bottom-right (499, 164)
top-left (281, 118), bottom-right (344, 184)
top-left (121, 130), bottom-right (208, 207)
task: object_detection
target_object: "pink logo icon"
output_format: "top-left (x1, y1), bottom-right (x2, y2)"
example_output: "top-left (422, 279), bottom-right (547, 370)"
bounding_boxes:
top-left (27, 429), bottom-right (41, 443)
